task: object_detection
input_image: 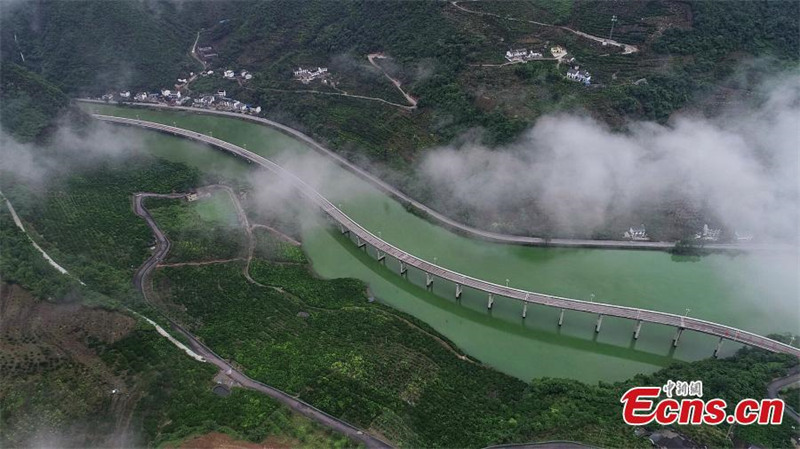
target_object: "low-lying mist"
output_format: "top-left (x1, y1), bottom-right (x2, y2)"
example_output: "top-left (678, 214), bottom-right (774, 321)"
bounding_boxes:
top-left (0, 118), bottom-right (148, 189)
top-left (416, 74), bottom-right (800, 242)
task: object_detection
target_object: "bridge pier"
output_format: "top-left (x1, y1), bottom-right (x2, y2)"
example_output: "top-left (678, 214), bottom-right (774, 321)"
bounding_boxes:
top-left (673, 327), bottom-right (684, 347)
top-left (595, 314), bottom-right (603, 333)
top-left (377, 250), bottom-right (386, 263)
top-left (400, 261), bottom-right (408, 277)
top-left (522, 302), bottom-right (527, 319)
top-left (713, 337), bottom-right (724, 358)
top-left (558, 309), bottom-right (565, 326)
top-left (425, 272), bottom-right (433, 290)
top-left (340, 225), bottom-right (350, 236)
top-left (633, 320), bottom-right (642, 339)
top-left (455, 283), bottom-right (462, 299)
top-left (356, 236), bottom-right (366, 250)
top-left (487, 293), bottom-right (494, 309)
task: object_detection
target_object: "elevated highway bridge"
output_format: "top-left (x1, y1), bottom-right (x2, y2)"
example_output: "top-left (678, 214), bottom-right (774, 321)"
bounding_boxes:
top-left (94, 114), bottom-right (800, 359)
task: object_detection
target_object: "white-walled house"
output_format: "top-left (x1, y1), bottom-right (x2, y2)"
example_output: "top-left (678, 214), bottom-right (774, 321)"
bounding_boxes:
top-left (624, 225), bottom-right (648, 240)
top-left (566, 66), bottom-right (591, 84)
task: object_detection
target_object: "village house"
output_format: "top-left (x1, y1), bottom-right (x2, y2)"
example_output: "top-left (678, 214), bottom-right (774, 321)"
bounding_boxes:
top-left (504, 48), bottom-right (543, 63)
top-left (197, 95), bottom-right (216, 107)
top-left (119, 91), bottom-right (130, 98)
top-left (216, 89), bottom-right (227, 98)
top-left (224, 70), bottom-right (235, 79)
top-left (134, 92), bottom-right (148, 101)
top-left (624, 224), bottom-right (648, 241)
top-left (695, 224), bottom-right (721, 241)
top-left (566, 66), bottom-right (591, 84)
top-left (550, 45), bottom-right (567, 59)
top-left (293, 66), bottom-right (329, 84)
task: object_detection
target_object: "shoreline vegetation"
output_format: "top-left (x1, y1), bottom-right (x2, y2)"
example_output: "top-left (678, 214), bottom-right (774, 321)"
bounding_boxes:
top-left (78, 100), bottom-right (794, 255)
top-left (2, 152), bottom-right (798, 448)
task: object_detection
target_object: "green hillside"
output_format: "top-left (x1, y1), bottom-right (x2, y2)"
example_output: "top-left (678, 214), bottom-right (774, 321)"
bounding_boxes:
top-left (0, 63), bottom-right (69, 142)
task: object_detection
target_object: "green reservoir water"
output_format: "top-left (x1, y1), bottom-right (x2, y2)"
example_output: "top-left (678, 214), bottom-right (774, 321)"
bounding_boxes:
top-left (86, 104), bottom-right (800, 383)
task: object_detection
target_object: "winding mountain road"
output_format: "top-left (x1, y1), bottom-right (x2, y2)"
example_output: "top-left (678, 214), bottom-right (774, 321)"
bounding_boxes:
top-left (367, 53), bottom-right (418, 107)
top-left (131, 192), bottom-right (393, 449)
top-left (766, 369), bottom-right (800, 424)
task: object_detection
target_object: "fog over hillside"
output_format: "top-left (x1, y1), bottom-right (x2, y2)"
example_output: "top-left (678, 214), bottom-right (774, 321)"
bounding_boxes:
top-left (0, 121), bottom-right (147, 189)
top-left (418, 73), bottom-right (800, 241)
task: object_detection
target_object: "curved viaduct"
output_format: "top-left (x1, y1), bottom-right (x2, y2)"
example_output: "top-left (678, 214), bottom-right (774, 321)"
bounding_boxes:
top-left (79, 99), bottom-right (793, 253)
top-left (94, 114), bottom-right (800, 359)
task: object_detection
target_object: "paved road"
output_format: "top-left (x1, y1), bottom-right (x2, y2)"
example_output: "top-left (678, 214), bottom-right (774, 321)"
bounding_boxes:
top-left (766, 369), bottom-right (800, 424)
top-left (78, 99), bottom-right (792, 253)
top-left (109, 116), bottom-right (800, 359)
top-left (131, 193), bottom-right (393, 449)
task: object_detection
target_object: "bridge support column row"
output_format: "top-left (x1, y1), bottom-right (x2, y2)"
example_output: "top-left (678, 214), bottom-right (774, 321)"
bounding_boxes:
top-left (399, 261), bottom-right (407, 277)
top-left (377, 250), bottom-right (386, 263)
top-left (455, 283), bottom-right (462, 299)
top-left (713, 337), bottom-right (724, 358)
top-left (633, 320), bottom-right (642, 339)
top-left (595, 314), bottom-right (603, 333)
top-left (558, 309), bottom-right (565, 326)
top-left (340, 225), bottom-right (350, 236)
top-left (425, 272), bottom-right (433, 290)
top-left (487, 293), bottom-right (494, 309)
top-left (356, 236), bottom-right (366, 250)
top-left (673, 327), bottom-right (684, 347)
top-left (522, 302), bottom-right (527, 319)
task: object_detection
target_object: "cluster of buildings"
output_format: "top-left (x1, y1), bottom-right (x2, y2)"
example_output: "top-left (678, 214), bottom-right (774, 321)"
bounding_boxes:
top-left (100, 87), bottom-right (261, 115)
top-left (293, 66), bottom-right (329, 84)
top-left (504, 48), bottom-right (543, 63)
top-left (195, 90), bottom-right (261, 114)
top-left (501, 44), bottom-right (592, 85)
top-left (566, 66), bottom-right (592, 84)
top-left (695, 224), bottom-right (721, 241)
top-left (624, 224), bottom-right (648, 241)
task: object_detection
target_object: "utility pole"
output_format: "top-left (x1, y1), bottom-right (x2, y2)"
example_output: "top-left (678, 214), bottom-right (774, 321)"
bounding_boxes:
top-left (609, 15), bottom-right (618, 41)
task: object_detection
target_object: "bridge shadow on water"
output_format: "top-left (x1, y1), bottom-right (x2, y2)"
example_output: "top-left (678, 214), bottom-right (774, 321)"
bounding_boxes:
top-left (321, 226), bottom-right (685, 368)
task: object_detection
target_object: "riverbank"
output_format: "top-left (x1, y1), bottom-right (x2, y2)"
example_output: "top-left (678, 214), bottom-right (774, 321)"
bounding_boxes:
top-left (77, 103), bottom-right (800, 382)
top-left (76, 99), bottom-right (792, 254)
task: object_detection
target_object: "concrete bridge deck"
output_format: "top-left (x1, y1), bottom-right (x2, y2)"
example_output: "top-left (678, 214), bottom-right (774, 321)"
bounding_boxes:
top-left (94, 114), bottom-right (800, 359)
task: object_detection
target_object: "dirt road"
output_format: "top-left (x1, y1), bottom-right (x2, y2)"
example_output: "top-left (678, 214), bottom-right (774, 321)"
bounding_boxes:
top-left (367, 53), bottom-right (418, 107)
top-left (451, 1), bottom-right (639, 54)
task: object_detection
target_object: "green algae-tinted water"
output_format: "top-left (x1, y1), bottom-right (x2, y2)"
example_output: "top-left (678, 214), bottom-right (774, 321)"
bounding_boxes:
top-left (88, 104), bottom-right (799, 383)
